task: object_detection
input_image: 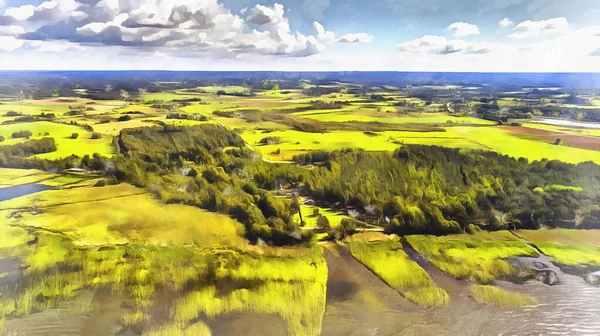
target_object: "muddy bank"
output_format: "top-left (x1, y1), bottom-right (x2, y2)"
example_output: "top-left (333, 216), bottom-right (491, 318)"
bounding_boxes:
top-left (321, 244), bottom-right (498, 336)
top-left (207, 312), bottom-right (286, 336)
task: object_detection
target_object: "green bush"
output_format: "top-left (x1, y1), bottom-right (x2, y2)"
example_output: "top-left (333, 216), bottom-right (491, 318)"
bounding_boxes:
top-left (11, 130), bottom-right (32, 139)
top-left (70, 133), bottom-right (79, 139)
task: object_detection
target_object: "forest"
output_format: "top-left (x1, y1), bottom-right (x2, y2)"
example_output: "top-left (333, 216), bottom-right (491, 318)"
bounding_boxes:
top-left (299, 146), bottom-right (600, 235)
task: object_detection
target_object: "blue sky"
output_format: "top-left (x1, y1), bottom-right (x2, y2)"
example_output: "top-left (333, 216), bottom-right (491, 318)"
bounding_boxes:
top-left (0, 0), bottom-right (599, 71)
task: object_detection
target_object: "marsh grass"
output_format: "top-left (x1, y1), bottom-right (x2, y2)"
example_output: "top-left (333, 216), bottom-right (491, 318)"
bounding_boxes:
top-left (171, 246), bottom-right (328, 336)
top-left (517, 229), bottom-right (600, 267)
top-left (533, 242), bottom-right (600, 267)
top-left (406, 231), bottom-right (538, 284)
top-left (346, 240), bottom-right (449, 307)
top-left (469, 285), bottom-right (536, 308)
top-left (0, 226), bottom-right (327, 336)
top-left (518, 229), bottom-right (600, 248)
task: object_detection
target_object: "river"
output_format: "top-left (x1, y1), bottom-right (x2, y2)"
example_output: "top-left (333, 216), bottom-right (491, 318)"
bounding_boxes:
top-left (531, 118), bottom-right (600, 129)
top-left (322, 243), bottom-right (600, 336)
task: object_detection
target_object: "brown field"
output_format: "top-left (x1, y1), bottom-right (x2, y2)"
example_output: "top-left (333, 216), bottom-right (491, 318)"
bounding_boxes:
top-left (504, 126), bottom-right (600, 151)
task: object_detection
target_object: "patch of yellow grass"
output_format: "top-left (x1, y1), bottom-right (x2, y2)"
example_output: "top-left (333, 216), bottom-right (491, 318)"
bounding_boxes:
top-left (470, 285), bottom-right (536, 308)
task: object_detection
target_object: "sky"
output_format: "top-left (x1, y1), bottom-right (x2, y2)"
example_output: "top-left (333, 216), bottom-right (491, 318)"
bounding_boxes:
top-left (0, 0), bottom-right (599, 71)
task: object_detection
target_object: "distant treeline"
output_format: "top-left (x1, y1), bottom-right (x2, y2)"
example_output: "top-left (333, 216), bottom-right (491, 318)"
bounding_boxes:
top-left (298, 146), bottom-right (600, 234)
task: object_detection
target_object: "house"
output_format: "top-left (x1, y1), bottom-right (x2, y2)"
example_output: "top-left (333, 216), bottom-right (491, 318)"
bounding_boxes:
top-left (303, 199), bottom-right (315, 205)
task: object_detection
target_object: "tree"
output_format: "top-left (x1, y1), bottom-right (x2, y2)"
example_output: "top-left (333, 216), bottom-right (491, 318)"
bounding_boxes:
top-left (71, 133), bottom-right (79, 139)
top-left (0, 135), bottom-right (4, 143)
top-left (555, 138), bottom-right (563, 145)
top-left (317, 215), bottom-right (330, 229)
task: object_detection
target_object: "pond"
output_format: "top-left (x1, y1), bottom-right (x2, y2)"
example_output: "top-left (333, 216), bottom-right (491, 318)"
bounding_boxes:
top-left (0, 184), bottom-right (55, 203)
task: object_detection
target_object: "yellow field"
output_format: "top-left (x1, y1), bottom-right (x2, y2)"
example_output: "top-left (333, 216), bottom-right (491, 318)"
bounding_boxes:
top-left (0, 183), bottom-right (245, 247)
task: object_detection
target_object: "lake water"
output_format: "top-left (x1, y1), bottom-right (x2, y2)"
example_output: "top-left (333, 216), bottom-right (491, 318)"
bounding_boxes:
top-left (0, 184), bottom-right (55, 202)
top-left (532, 118), bottom-right (600, 129)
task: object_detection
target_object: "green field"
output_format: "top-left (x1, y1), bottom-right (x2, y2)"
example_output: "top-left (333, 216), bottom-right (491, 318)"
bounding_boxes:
top-left (0, 121), bottom-right (113, 159)
top-left (453, 126), bottom-right (600, 164)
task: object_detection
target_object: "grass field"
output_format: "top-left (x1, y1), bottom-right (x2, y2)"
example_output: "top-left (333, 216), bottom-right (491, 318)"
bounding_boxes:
top-left (1, 183), bottom-right (245, 247)
top-left (406, 231), bottom-right (538, 284)
top-left (517, 229), bottom-right (600, 267)
top-left (241, 129), bottom-right (480, 161)
top-left (0, 168), bottom-right (51, 188)
top-left (453, 126), bottom-right (600, 164)
top-left (241, 125), bottom-right (600, 163)
top-left (346, 239), bottom-right (449, 307)
top-left (469, 285), bottom-right (536, 308)
top-left (0, 121), bottom-right (114, 159)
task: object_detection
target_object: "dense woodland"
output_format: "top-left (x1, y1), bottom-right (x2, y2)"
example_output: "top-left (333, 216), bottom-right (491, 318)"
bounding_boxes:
top-left (113, 125), bottom-right (308, 245)
top-left (298, 147), bottom-right (600, 234)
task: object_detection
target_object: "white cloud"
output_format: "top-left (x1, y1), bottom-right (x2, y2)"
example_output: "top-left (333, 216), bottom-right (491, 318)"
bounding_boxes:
top-left (445, 22), bottom-right (480, 37)
top-left (499, 18), bottom-right (514, 28)
top-left (509, 17), bottom-right (570, 39)
top-left (5, 1), bottom-right (364, 58)
top-left (4, 5), bottom-right (35, 20)
top-left (397, 35), bottom-right (490, 55)
top-left (0, 36), bottom-right (24, 51)
top-left (338, 33), bottom-right (374, 43)
top-left (0, 25), bottom-right (24, 36)
top-left (313, 21), bottom-right (334, 44)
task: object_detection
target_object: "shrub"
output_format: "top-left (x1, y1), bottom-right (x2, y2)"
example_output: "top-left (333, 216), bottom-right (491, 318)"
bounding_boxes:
top-left (118, 115), bottom-right (133, 122)
top-left (259, 136), bottom-right (281, 145)
top-left (91, 133), bottom-right (102, 140)
top-left (316, 215), bottom-right (330, 229)
top-left (11, 130), bottom-right (32, 139)
top-left (0, 135), bottom-right (4, 143)
top-left (71, 133), bottom-right (79, 139)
